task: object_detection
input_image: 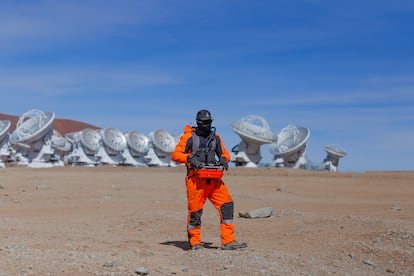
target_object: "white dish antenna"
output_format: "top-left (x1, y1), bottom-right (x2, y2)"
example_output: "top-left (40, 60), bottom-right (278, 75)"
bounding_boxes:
top-left (80, 128), bottom-right (101, 153)
top-left (269, 125), bottom-right (310, 168)
top-left (152, 129), bottom-right (176, 155)
top-left (125, 131), bottom-right (149, 156)
top-left (0, 120), bottom-right (11, 141)
top-left (10, 109), bottom-right (55, 145)
top-left (231, 115), bottom-right (274, 167)
top-left (121, 131), bottom-right (150, 166)
top-left (144, 129), bottom-right (177, 167)
top-left (9, 109), bottom-right (69, 168)
top-left (51, 130), bottom-right (72, 152)
top-left (269, 125), bottom-right (310, 156)
top-left (325, 144), bottom-right (347, 159)
top-left (231, 115), bottom-right (274, 144)
top-left (64, 128), bottom-right (101, 166)
top-left (324, 144), bottom-right (347, 171)
top-left (102, 128), bottom-right (127, 153)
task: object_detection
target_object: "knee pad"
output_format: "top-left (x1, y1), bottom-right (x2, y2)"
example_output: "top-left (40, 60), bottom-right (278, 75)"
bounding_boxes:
top-left (220, 202), bottom-right (234, 223)
top-left (189, 209), bottom-right (203, 228)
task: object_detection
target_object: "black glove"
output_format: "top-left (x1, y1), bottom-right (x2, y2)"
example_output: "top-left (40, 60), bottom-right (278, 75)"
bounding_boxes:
top-left (219, 157), bottom-right (228, 171)
top-left (187, 155), bottom-right (201, 169)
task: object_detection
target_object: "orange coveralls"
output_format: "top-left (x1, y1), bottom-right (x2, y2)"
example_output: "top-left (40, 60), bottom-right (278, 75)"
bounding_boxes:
top-left (171, 125), bottom-right (235, 247)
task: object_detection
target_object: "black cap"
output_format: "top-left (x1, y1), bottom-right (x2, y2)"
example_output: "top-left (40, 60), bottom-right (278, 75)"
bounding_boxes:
top-left (196, 109), bottom-right (212, 122)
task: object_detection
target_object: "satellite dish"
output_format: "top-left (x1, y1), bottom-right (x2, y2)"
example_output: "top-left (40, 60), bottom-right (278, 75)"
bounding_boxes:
top-left (94, 128), bottom-right (127, 165)
top-left (101, 128), bottom-right (127, 153)
top-left (144, 129), bottom-right (177, 167)
top-left (80, 128), bottom-right (101, 153)
top-left (269, 125), bottom-right (310, 168)
top-left (325, 144), bottom-right (347, 159)
top-left (230, 115), bottom-right (274, 167)
top-left (231, 115), bottom-right (274, 144)
top-left (0, 120), bottom-right (12, 168)
top-left (324, 144), bottom-right (347, 171)
top-left (9, 109), bottom-right (69, 168)
top-left (125, 131), bottom-right (149, 156)
top-left (64, 128), bottom-right (101, 166)
top-left (64, 132), bottom-right (76, 143)
top-left (10, 110), bottom-right (55, 145)
top-left (121, 131), bottom-right (150, 166)
top-left (51, 130), bottom-right (72, 152)
top-left (0, 120), bottom-right (11, 141)
top-left (152, 129), bottom-right (176, 155)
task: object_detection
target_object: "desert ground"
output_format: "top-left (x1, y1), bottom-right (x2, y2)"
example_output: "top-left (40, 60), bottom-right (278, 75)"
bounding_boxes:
top-left (0, 166), bottom-right (413, 275)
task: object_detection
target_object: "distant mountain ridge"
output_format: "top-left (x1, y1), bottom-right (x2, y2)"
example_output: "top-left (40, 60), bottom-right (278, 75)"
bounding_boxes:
top-left (0, 113), bottom-right (99, 135)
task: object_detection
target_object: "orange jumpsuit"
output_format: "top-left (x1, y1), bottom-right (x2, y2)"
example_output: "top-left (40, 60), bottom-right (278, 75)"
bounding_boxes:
top-left (171, 125), bottom-right (235, 247)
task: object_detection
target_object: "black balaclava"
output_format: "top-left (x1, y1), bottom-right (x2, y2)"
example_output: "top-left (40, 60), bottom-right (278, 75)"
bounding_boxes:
top-left (196, 109), bottom-right (212, 137)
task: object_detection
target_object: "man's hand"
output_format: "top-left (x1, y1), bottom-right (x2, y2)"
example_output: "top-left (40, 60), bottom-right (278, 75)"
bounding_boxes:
top-left (219, 157), bottom-right (228, 170)
top-left (187, 155), bottom-right (201, 169)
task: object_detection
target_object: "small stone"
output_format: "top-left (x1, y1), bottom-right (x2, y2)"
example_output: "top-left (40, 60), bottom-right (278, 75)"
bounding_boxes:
top-left (391, 205), bottom-right (402, 211)
top-left (239, 207), bottom-right (273, 218)
top-left (135, 266), bottom-right (149, 275)
top-left (223, 264), bottom-right (235, 269)
top-left (363, 259), bottom-right (375, 266)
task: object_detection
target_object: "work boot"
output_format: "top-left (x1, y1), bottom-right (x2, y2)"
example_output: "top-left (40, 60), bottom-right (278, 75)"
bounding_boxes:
top-left (191, 244), bottom-right (204, 250)
top-left (220, 240), bottom-right (247, 250)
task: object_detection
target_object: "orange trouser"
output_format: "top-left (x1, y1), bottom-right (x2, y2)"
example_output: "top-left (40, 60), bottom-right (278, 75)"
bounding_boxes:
top-left (185, 172), bottom-right (235, 247)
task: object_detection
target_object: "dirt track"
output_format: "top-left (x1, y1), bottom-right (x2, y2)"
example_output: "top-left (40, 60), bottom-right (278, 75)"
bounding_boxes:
top-left (0, 166), bottom-right (413, 275)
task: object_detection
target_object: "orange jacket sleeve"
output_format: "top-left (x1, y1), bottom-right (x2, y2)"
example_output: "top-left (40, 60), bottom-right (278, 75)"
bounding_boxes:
top-left (171, 125), bottom-right (193, 165)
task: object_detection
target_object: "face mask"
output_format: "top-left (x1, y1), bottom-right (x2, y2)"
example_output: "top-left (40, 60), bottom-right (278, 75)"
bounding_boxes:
top-left (197, 120), bottom-right (212, 137)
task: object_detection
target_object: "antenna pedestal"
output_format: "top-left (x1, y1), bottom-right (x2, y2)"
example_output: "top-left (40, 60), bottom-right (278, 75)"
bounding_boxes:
top-left (121, 149), bottom-right (148, 166)
top-left (0, 135), bottom-right (13, 168)
top-left (0, 120), bottom-right (12, 167)
top-left (144, 146), bottom-right (177, 167)
top-left (271, 147), bottom-right (307, 169)
top-left (231, 141), bottom-right (262, 167)
top-left (65, 143), bottom-right (99, 166)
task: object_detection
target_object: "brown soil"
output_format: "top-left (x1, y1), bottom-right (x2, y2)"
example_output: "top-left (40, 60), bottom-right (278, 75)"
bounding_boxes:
top-left (0, 166), bottom-right (413, 275)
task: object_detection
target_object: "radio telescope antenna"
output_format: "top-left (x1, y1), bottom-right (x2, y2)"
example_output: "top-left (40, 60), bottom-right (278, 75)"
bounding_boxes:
top-left (0, 120), bottom-right (10, 142)
top-left (64, 128), bottom-right (101, 166)
top-left (9, 109), bottom-right (59, 168)
top-left (323, 144), bottom-right (347, 172)
top-left (269, 125), bottom-right (310, 169)
top-left (121, 131), bottom-right (149, 166)
top-left (96, 128), bottom-right (127, 165)
top-left (50, 130), bottom-right (72, 152)
top-left (0, 120), bottom-right (12, 168)
top-left (144, 129), bottom-right (177, 167)
top-left (230, 115), bottom-right (274, 167)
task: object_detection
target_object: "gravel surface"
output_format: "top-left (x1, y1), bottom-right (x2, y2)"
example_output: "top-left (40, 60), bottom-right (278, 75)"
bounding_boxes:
top-left (0, 166), bottom-right (413, 275)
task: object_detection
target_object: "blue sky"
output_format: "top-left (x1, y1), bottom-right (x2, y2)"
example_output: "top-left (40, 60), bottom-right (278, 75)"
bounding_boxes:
top-left (1, 0), bottom-right (413, 172)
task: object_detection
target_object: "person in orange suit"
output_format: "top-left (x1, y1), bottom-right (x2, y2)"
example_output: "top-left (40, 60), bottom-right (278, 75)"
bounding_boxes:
top-left (171, 109), bottom-right (247, 250)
